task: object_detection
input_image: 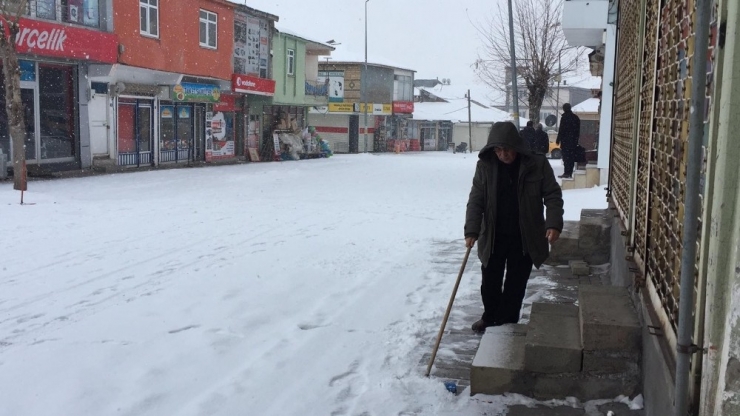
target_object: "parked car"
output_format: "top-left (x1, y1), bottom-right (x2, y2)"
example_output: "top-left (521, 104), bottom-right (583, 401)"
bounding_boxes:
top-left (549, 141), bottom-right (561, 159)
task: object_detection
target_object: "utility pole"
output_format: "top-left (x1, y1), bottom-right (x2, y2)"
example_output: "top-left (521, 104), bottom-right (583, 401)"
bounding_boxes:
top-left (363, 0), bottom-right (369, 153)
top-left (467, 89), bottom-right (473, 153)
top-left (555, 49), bottom-right (561, 129)
top-left (507, 0), bottom-right (520, 129)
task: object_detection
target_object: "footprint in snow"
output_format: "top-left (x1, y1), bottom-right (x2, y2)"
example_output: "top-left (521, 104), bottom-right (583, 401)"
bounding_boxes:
top-left (168, 325), bottom-right (200, 334)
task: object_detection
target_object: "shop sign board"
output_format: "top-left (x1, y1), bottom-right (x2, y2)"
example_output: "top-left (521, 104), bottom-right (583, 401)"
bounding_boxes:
top-left (214, 94), bottom-right (238, 112)
top-left (393, 101), bottom-right (414, 114)
top-left (205, 111), bottom-right (235, 161)
top-left (359, 103), bottom-right (392, 115)
top-left (173, 83), bottom-right (221, 103)
top-left (232, 74), bottom-right (275, 96)
top-left (328, 103), bottom-right (355, 113)
top-left (10, 17), bottom-right (118, 63)
top-left (318, 71), bottom-right (345, 102)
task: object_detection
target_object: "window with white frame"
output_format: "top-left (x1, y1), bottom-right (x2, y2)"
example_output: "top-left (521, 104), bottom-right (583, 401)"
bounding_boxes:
top-left (287, 49), bottom-right (295, 76)
top-left (200, 10), bottom-right (217, 49)
top-left (140, 0), bottom-right (159, 37)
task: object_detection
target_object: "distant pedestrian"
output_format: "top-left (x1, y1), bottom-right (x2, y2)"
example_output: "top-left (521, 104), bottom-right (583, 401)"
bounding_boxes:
top-left (520, 121), bottom-right (536, 151)
top-left (464, 122), bottom-right (564, 333)
top-left (535, 123), bottom-right (550, 154)
top-left (556, 103), bottom-right (580, 178)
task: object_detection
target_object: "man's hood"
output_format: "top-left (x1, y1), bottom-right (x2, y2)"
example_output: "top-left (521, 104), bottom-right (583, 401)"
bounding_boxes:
top-left (479, 121), bottom-right (532, 160)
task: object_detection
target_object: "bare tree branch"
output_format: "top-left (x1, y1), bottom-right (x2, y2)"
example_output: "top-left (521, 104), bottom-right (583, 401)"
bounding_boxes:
top-left (472, 0), bottom-right (586, 124)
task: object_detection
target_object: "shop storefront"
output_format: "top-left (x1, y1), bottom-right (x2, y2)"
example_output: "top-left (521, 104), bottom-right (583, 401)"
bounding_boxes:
top-left (0, 18), bottom-right (117, 170)
top-left (170, 82), bottom-right (233, 163)
top-left (92, 72), bottom-right (230, 167)
top-left (232, 73), bottom-right (276, 160)
top-left (387, 101), bottom-right (414, 153)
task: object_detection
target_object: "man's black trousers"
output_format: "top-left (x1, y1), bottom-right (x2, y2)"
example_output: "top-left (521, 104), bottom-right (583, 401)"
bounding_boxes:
top-left (480, 234), bottom-right (534, 325)
top-left (561, 144), bottom-right (576, 176)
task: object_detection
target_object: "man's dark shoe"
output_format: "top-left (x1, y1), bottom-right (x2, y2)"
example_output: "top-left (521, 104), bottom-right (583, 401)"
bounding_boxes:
top-left (558, 174), bottom-right (572, 179)
top-left (471, 319), bottom-right (496, 333)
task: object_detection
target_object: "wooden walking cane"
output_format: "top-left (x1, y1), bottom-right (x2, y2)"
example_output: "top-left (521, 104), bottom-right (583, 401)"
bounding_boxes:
top-left (425, 246), bottom-right (472, 377)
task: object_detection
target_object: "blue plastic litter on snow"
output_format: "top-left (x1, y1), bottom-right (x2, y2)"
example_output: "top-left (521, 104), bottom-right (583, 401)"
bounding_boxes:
top-left (444, 381), bottom-right (457, 394)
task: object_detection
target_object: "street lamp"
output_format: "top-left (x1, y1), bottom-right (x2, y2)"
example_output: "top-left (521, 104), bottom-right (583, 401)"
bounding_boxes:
top-left (363, 0), bottom-right (369, 153)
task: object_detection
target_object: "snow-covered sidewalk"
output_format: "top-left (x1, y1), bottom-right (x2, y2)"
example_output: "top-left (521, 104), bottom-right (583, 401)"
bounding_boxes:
top-left (1, 152), bottom-right (608, 415)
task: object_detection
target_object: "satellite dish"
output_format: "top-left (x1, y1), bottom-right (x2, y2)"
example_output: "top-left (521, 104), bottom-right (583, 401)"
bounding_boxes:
top-left (545, 114), bottom-right (557, 127)
top-left (115, 81), bottom-right (126, 94)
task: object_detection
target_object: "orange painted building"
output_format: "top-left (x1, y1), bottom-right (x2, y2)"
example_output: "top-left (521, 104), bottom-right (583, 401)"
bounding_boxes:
top-left (113, 0), bottom-right (235, 80)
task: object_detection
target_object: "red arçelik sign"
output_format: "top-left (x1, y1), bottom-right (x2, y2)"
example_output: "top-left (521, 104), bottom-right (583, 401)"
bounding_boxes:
top-left (11, 18), bottom-right (118, 63)
top-left (232, 74), bottom-right (275, 96)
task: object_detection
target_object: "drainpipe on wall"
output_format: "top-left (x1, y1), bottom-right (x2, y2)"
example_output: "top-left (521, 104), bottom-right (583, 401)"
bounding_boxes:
top-left (673, 0), bottom-right (713, 415)
top-left (627, 0), bottom-right (648, 249)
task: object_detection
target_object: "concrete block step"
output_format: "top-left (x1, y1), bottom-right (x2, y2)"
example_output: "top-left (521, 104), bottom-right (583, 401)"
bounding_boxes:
top-left (532, 370), bottom-right (641, 401)
top-left (574, 171), bottom-right (587, 188)
top-left (471, 324), bottom-right (532, 395)
top-left (525, 303), bottom-right (582, 373)
top-left (582, 349), bottom-right (641, 374)
top-left (578, 209), bottom-right (612, 264)
top-left (579, 285), bottom-right (641, 351)
top-left (569, 260), bottom-right (590, 276)
top-left (561, 178), bottom-right (575, 190)
top-left (545, 221), bottom-right (582, 265)
top-left (586, 166), bottom-right (601, 188)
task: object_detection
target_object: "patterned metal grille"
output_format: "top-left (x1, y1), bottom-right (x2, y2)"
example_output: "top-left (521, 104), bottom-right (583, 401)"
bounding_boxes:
top-left (610, 0), bottom-right (641, 223)
top-left (644, 0), bottom-right (716, 332)
top-left (611, 0), bottom-right (718, 336)
top-left (633, 0), bottom-right (661, 270)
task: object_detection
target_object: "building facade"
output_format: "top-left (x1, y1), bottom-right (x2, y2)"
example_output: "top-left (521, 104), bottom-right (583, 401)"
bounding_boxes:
top-left (0, 0), bottom-right (118, 173)
top-left (309, 61), bottom-right (413, 153)
top-left (89, 0), bottom-right (237, 167)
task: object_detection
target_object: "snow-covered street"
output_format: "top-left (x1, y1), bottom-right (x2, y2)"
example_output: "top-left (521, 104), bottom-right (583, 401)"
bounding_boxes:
top-left (0, 153), bottom-right (607, 415)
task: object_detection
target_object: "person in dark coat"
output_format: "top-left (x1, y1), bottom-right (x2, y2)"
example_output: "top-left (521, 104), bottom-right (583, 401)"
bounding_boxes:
top-left (464, 122), bottom-right (564, 332)
top-left (556, 103), bottom-right (580, 178)
top-left (520, 121), bottom-right (536, 151)
top-left (535, 123), bottom-right (550, 154)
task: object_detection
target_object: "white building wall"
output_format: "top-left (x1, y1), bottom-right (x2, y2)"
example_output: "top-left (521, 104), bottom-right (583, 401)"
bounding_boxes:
top-left (598, 23), bottom-right (617, 171)
top-left (454, 123), bottom-right (491, 152)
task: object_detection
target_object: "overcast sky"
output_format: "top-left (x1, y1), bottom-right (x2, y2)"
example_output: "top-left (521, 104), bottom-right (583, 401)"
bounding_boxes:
top-left (245, 1), bottom-right (501, 85)
top-left (242, 0), bottom-right (595, 104)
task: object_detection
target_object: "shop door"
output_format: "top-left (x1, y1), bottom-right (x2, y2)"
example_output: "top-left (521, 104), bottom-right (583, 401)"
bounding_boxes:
top-left (89, 94), bottom-right (109, 155)
top-left (19, 84), bottom-right (38, 162)
top-left (193, 105), bottom-right (206, 161)
top-left (159, 104), bottom-right (193, 163)
top-left (349, 115), bottom-right (359, 153)
top-left (136, 104), bottom-right (153, 165)
top-left (117, 98), bottom-right (153, 166)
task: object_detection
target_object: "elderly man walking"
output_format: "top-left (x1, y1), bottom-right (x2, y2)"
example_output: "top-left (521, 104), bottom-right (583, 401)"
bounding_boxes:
top-left (464, 122), bottom-right (564, 332)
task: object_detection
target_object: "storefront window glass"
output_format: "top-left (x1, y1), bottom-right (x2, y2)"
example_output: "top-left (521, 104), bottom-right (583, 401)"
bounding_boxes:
top-left (62, 0), bottom-right (100, 28)
top-left (177, 106), bottom-right (193, 149)
top-left (118, 100), bottom-right (136, 153)
top-left (160, 105), bottom-right (176, 151)
top-left (39, 64), bottom-right (75, 160)
top-left (0, 67), bottom-right (8, 157)
top-left (137, 106), bottom-right (152, 152)
top-left (36, 0), bottom-right (56, 20)
top-left (22, 89), bottom-right (36, 161)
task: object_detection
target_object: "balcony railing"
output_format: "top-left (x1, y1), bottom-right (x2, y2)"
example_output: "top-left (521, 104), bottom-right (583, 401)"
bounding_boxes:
top-left (305, 79), bottom-right (329, 97)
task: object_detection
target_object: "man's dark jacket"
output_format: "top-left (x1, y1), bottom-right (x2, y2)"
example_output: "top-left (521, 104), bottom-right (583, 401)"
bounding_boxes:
top-left (535, 129), bottom-right (550, 154)
top-left (520, 126), bottom-right (536, 151)
top-left (465, 122), bottom-right (564, 268)
top-left (556, 110), bottom-right (580, 148)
